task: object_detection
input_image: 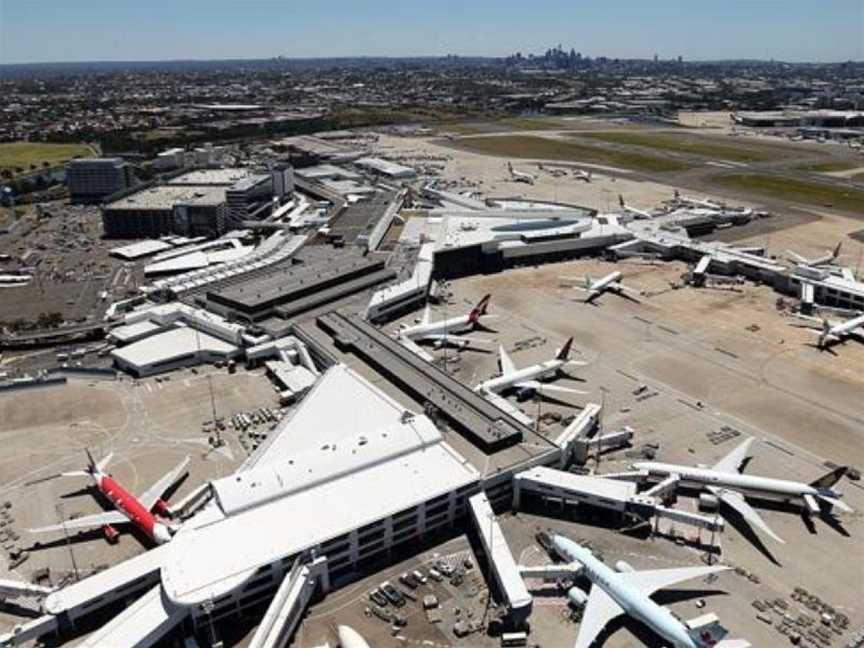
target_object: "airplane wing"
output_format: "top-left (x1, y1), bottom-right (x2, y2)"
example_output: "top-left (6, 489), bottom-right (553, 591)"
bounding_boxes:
top-left (709, 486), bottom-right (786, 544)
top-left (610, 282), bottom-right (642, 300)
top-left (711, 437), bottom-right (755, 474)
top-left (515, 381), bottom-right (589, 397)
top-left (786, 250), bottom-right (809, 265)
top-left (574, 585), bottom-right (622, 648)
top-left (617, 564), bottom-right (730, 597)
top-left (138, 456), bottom-right (190, 511)
top-left (398, 336), bottom-right (435, 363)
top-left (498, 345), bottom-right (517, 376)
top-left (30, 510), bottom-right (128, 534)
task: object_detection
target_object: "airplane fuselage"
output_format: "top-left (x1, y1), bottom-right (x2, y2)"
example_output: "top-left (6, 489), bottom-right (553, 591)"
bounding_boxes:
top-left (476, 359), bottom-right (563, 394)
top-left (591, 271), bottom-right (622, 292)
top-left (400, 314), bottom-right (472, 341)
top-left (632, 462), bottom-right (836, 503)
top-left (94, 471), bottom-right (171, 544)
top-left (555, 537), bottom-right (699, 648)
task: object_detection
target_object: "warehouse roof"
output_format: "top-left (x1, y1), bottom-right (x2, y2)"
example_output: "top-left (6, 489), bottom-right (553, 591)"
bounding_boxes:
top-left (166, 168), bottom-right (255, 186)
top-left (110, 327), bottom-right (238, 369)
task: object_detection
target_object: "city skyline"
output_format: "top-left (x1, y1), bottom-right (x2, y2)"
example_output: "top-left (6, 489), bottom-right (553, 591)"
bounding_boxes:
top-left (1, 0), bottom-right (862, 65)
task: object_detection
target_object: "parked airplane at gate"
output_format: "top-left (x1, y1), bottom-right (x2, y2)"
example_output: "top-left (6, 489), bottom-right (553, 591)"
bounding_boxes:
top-left (629, 437), bottom-right (853, 544)
top-left (792, 311), bottom-right (864, 349)
top-left (786, 242), bottom-right (842, 267)
top-left (561, 271), bottom-right (642, 303)
top-left (546, 535), bottom-right (749, 648)
top-left (506, 161), bottom-right (536, 184)
top-left (474, 337), bottom-right (587, 400)
top-left (397, 294), bottom-right (494, 351)
top-left (29, 450), bottom-right (190, 545)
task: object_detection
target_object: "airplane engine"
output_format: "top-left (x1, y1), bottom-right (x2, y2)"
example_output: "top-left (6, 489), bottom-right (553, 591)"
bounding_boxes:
top-left (567, 586), bottom-right (589, 608)
top-left (516, 387), bottom-right (534, 402)
top-left (698, 493), bottom-right (720, 511)
top-left (433, 341), bottom-right (444, 349)
top-left (102, 524), bottom-right (119, 544)
top-left (615, 561), bottom-right (634, 573)
top-left (152, 499), bottom-right (171, 517)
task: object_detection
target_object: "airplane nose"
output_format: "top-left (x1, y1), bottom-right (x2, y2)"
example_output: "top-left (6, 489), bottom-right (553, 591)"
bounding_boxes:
top-left (153, 524), bottom-right (173, 545)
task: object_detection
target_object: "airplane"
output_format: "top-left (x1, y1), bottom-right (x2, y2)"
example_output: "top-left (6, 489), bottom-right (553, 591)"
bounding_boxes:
top-left (543, 535), bottom-right (749, 648)
top-left (672, 190), bottom-right (723, 211)
top-left (628, 437), bottom-right (853, 544)
top-left (561, 271), bottom-right (642, 303)
top-left (573, 169), bottom-right (592, 182)
top-left (791, 311), bottom-right (864, 349)
top-left (474, 337), bottom-right (588, 400)
top-left (618, 195), bottom-right (652, 220)
top-left (397, 294), bottom-right (494, 351)
top-left (506, 161), bottom-right (535, 185)
top-left (337, 626), bottom-right (371, 648)
top-left (786, 242), bottom-right (842, 267)
top-left (29, 450), bottom-right (190, 545)
top-left (0, 274), bottom-right (32, 287)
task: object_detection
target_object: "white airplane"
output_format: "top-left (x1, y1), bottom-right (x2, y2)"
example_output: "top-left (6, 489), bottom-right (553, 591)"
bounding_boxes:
top-left (573, 169), bottom-right (592, 182)
top-left (397, 294), bottom-right (494, 351)
top-left (630, 437), bottom-right (853, 544)
top-left (561, 271), bottom-right (642, 304)
top-left (474, 337), bottom-right (588, 400)
top-left (617, 195), bottom-right (653, 220)
top-left (0, 274), bottom-right (32, 287)
top-left (545, 535), bottom-right (748, 648)
top-left (786, 242), bottom-right (842, 267)
top-left (792, 311), bottom-right (864, 349)
top-left (673, 190), bottom-right (723, 211)
top-left (507, 161), bottom-right (535, 185)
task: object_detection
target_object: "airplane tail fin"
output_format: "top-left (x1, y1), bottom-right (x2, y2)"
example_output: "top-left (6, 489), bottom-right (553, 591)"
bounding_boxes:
top-left (810, 466), bottom-right (848, 489)
top-left (85, 448), bottom-right (97, 474)
top-left (468, 294), bottom-right (491, 323)
top-left (556, 337), bottom-right (574, 361)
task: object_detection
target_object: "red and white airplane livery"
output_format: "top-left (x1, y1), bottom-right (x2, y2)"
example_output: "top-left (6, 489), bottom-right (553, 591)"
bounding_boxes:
top-left (30, 450), bottom-right (189, 545)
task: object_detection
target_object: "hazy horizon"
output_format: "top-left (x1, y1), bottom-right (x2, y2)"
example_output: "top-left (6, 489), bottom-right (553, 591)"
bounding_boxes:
top-left (1, 0), bottom-right (862, 66)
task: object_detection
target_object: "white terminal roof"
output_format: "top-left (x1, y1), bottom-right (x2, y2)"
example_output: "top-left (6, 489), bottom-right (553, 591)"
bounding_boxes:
top-left (355, 157), bottom-right (416, 177)
top-left (108, 319), bottom-right (162, 344)
top-left (111, 327), bottom-right (238, 369)
top-left (159, 364), bottom-right (479, 606)
top-left (109, 239), bottom-right (174, 260)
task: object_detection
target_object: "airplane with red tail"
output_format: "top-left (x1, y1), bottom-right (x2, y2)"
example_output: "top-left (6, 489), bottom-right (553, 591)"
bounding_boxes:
top-left (29, 450), bottom-right (189, 545)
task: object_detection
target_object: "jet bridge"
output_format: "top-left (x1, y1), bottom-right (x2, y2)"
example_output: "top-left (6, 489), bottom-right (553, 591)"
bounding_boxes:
top-left (514, 467), bottom-right (723, 533)
top-left (75, 585), bottom-right (186, 648)
top-left (248, 556), bottom-right (328, 648)
top-left (468, 492), bottom-right (532, 626)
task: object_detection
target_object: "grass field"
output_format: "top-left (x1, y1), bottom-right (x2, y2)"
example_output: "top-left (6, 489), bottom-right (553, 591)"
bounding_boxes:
top-left (712, 174), bottom-right (864, 212)
top-left (442, 117), bottom-right (580, 135)
top-left (853, 172), bottom-right (864, 183)
top-left (452, 134), bottom-right (690, 172)
top-left (792, 160), bottom-right (860, 173)
top-left (573, 130), bottom-right (808, 163)
top-left (0, 142), bottom-right (92, 174)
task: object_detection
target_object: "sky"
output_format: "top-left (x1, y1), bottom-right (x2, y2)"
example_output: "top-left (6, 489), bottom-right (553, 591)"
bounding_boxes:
top-left (0, 0), bottom-right (862, 64)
